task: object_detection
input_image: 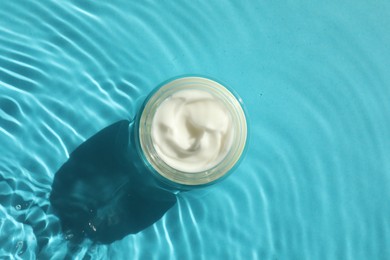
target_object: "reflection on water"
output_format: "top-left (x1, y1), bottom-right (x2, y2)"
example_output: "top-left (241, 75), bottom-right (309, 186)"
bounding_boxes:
top-left (50, 120), bottom-right (177, 244)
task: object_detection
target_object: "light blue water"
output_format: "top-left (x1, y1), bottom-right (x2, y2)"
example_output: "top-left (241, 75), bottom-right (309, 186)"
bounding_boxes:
top-left (1, 1), bottom-right (390, 259)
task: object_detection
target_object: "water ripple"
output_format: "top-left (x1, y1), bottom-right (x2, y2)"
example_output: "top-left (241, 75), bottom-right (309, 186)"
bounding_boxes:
top-left (1, 0), bottom-right (390, 259)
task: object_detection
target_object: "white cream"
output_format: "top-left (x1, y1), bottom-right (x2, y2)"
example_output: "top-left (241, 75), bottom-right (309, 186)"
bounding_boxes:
top-left (151, 89), bottom-right (234, 173)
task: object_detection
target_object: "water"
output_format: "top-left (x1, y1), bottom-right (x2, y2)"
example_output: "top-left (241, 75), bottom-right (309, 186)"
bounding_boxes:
top-left (1, 0), bottom-right (390, 259)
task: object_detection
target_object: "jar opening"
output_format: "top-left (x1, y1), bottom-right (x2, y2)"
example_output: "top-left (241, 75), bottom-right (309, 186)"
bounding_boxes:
top-left (138, 77), bottom-right (247, 187)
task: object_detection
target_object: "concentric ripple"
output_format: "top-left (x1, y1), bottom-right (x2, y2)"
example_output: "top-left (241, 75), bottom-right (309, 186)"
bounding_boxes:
top-left (1, 0), bottom-right (390, 259)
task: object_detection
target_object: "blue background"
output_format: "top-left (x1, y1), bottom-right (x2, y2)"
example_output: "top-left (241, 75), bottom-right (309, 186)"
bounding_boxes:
top-left (1, 1), bottom-right (390, 259)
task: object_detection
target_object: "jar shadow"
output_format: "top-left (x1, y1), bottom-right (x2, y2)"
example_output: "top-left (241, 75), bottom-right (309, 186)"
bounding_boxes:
top-left (50, 120), bottom-right (177, 244)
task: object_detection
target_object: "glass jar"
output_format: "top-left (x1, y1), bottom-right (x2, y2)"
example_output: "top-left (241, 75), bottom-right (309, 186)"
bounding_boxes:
top-left (129, 76), bottom-right (248, 191)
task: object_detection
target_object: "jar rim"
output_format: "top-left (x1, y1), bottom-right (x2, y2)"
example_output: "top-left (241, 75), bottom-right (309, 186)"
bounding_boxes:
top-left (138, 76), bottom-right (247, 187)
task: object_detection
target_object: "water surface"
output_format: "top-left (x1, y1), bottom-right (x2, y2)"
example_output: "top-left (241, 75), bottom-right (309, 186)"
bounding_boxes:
top-left (1, 1), bottom-right (390, 259)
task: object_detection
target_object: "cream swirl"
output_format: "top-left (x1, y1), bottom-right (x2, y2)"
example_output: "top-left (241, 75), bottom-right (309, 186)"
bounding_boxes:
top-left (151, 89), bottom-right (234, 172)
